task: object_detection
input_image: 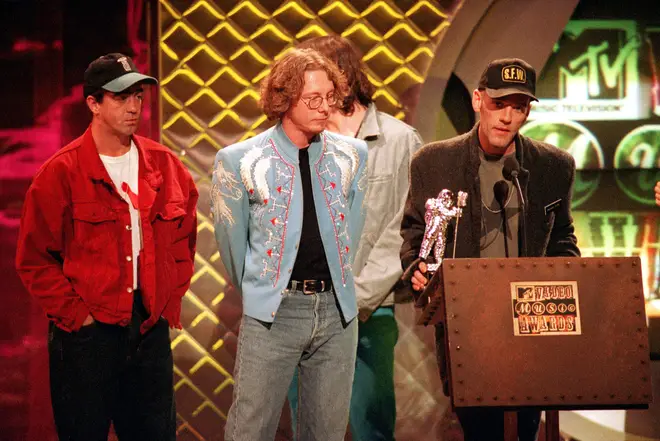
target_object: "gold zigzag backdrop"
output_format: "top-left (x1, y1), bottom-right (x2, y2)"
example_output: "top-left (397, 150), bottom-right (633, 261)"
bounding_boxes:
top-left (157, 1), bottom-right (462, 438)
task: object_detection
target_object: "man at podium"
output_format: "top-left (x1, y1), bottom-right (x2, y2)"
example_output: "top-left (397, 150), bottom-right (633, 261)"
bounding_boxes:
top-left (400, 58), bottom-right (580, 440)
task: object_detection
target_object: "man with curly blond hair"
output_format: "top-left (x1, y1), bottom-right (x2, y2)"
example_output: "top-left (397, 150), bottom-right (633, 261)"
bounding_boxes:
top-left (211, 48), bottom-right (369, 441)
top-left (288, 35), bottom-right (423, 441)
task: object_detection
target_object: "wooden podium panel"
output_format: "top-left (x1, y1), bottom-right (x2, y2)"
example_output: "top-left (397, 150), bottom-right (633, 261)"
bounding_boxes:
top-left (440, 257), bottom-right (652, 409)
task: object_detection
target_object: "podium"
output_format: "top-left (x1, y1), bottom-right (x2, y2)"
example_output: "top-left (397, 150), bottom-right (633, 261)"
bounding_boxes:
top-left (418, 256), bottom-right (653, 440)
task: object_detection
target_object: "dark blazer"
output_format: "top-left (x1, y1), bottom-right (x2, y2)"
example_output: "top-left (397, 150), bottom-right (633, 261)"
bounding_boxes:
top-left (399, 123), bottom-right (581, 395)
top-left (401, 123), bottom-right (580, 272)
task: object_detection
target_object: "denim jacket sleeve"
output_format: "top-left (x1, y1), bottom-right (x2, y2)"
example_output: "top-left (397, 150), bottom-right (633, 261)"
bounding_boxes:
top-left (355, 129), bottom-right (422, 320)
top-left (211, 147), bottom-right (250, 292)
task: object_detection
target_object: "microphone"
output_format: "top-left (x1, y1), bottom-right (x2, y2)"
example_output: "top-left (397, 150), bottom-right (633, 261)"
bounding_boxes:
top-left (493, 180), bottom-right (510, 257)
top-left (493, 180), bottom-right (509, 209)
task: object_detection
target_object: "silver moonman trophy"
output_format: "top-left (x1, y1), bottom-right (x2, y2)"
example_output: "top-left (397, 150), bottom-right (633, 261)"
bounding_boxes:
top-left (419, 189), bottom-right (468, 272)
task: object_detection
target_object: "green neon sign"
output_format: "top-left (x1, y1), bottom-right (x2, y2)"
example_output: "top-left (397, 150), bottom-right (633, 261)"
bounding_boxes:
top-left (521, 120), bottom-right (604, 208)
top-left (614, 125), bottom-right (660, 205)
top-left (530, 20), bottom-right (649, 121)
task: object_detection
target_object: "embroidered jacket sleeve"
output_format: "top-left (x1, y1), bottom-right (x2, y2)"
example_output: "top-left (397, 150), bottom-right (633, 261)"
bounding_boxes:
top-left (162, 161), bottom-right (199, 328)
top-left (15, 163), bottom-right (91, 332)
top-left (211, 148), bottom-right (250, 291)
top-left (355, 129), bottom-right (422, 319)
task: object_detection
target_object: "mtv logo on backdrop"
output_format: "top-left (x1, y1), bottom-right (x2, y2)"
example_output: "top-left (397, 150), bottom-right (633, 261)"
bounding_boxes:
top-left (530, 21), bottom-right (651, 121)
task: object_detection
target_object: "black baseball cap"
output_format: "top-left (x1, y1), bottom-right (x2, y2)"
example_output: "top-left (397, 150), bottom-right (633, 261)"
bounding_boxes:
top-left (478, 58), bottom-right (537, 101)
top-left (83, 53), bottom-right (158, 98)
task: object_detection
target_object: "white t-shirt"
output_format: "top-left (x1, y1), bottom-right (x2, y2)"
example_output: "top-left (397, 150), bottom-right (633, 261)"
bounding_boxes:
top-left (100, 142), bottom-right (141, 288)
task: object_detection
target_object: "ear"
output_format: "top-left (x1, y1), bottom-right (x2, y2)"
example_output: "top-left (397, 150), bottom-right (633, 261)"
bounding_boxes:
top-left (472, 89), bottom-right (482, 113)
top-left (86, 95), bottom-right (100, 115)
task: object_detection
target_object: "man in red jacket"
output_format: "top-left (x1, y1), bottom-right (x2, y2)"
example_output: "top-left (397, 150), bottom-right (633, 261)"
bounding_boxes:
top-left (15, 53), bottom-right (198, 441)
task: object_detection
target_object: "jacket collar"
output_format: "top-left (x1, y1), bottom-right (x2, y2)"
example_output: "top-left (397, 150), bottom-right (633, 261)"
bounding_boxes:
top-left (79, 125), bottom-right (162, 191)
top-left (356, 103), bottom-right (381, 141)
top-left (271, 122), bottom-right (325, 164)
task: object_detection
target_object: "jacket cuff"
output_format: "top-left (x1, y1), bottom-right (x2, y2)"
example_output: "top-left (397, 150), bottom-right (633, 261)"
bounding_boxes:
top-left (402, 257), bottom-right (423, 282)
top-left (162, 298), bottom-right (183, 329)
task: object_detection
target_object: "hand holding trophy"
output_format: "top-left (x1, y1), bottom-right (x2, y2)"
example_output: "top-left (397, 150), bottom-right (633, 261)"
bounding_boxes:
top-left (411, 189), bottom-right (467, 317)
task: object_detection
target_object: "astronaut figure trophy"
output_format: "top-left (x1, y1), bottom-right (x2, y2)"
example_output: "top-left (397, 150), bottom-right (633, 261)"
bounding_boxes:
top-left (419, 189), bottom-right (468, 273)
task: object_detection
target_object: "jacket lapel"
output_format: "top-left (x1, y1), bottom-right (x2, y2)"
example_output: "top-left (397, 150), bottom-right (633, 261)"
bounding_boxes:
top-left (457, 125), bottom-right (482, 259)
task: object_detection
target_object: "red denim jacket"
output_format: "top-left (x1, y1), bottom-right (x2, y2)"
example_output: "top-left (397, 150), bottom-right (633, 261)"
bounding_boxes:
top-left (16, 127), bottom-right (198, 333)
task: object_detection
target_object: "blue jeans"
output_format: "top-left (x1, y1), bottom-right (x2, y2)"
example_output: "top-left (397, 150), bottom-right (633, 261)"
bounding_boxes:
top-left (289, 306), bottom-right (398, 440)
top-left (225, 287), bottom-right (357, 441)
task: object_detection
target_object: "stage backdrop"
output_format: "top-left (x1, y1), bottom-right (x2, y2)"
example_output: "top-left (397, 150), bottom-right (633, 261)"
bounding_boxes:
top-left (2, 1), bottom-right (658, 440)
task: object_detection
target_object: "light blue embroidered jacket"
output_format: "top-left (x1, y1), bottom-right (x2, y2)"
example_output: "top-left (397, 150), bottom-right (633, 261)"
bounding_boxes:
top-left (211, 124), bottom-right (368, 323)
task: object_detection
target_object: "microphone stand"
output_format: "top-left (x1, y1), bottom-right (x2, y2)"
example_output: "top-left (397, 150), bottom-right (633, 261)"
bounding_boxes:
top-left (511, 171), bottom-right (526, 257)
top-left (494, 180), bottom-right (510, 258)
top-left (500, 208), bottom-right (510, 258)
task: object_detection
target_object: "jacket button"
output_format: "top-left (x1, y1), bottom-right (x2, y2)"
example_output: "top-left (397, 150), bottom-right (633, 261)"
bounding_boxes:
top-left (125, 225), bottom-right (132, 231)
top-left (127, 287), bottom-right (133, 293)
top-left (126, 256), bottom-right (132, 262)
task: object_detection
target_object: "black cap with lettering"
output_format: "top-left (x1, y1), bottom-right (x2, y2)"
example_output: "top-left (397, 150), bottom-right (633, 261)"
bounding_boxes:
top-left (478, 58), bottom-right (537, 101)
top-left (83, 53), bottom-right (158, 98)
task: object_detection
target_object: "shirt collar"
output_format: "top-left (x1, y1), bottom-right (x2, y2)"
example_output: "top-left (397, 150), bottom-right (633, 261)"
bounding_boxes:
top-left (356, 102), bottom-right (381, 141)
top-left (272, 122), bottom-right (325, 163)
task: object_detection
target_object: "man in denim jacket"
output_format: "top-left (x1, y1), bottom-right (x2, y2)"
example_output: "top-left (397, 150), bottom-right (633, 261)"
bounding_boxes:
top-left (212, 48), bottom-right (368, 441)
top-left (288, 36), bottom-right (423, 441)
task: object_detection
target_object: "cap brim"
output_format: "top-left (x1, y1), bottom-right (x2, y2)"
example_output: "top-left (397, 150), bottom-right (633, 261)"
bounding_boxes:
top-left (102, 72), bottom-right (158, 93)
top-left (485, 87), bottom-right (538, 102)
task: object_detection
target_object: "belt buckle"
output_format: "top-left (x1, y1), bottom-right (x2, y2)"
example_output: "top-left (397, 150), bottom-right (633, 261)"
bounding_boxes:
top-left (303, 280), bottom-right (317, 295)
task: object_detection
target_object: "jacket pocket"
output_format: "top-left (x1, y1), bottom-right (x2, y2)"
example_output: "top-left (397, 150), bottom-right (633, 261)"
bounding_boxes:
top-left (362, 174), bottom-right (393, 246)
top-left (152, 202), bottom-right (188, 288)
top-left (72, 202), bottom-right (117, 252)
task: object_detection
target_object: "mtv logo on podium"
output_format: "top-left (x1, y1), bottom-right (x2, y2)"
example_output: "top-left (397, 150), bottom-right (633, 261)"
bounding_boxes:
top-left (530, 21), bottom-right (651, 121)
